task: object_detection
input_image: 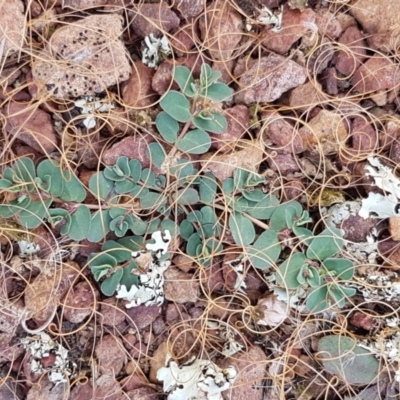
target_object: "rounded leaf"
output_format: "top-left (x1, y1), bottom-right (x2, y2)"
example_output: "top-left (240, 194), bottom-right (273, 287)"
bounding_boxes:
top-left (192, 112), bottom-right (227, 134)
top-left (89, 171), bottom-right (114, 200)
top-left (176, 129), bottom-right (211, 154)
top-left (248, 230), bottom-right (281, 269)
top-left (160, 91), bottom-right (191, 122)
top-left (229, 212), bottom-right (255, 246)
top-left (306, 227), bottom-right (343, 261)
top-left (68, 205), bottom-right (91, 241)
top-left (156, 111), bottom-right (179, 144)
top-left (276, 252), bottom-right (306, 289)
top-left (101, 269), bottom-right (123, 296)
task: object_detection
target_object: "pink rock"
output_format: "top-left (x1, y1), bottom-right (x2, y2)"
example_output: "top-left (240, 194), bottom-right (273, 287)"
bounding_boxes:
top-left (267, 152), bottom-right (300, 175)
top-left (200, 261), bottom-right (224, 293)
top-left (130, 3), bottom-right (180, 37)
top-left (287, 80), bottom-right (323, 113)
top-left (306, 37), bottom-right (335, 75)
top-left (210, 105), bottom-right (249, 152)
top-left (62, 0), bottom-right (107, 9)
top-left (334, 26), bottom-right (367, 76)
top-left (351, 116), bottom-right (378, 153)
top-left (218, 346), bottom-right (267, 400)
top-left (234, 55), bottom-right (307, 105)
top-left (27, 378), bottom-right (67, 400)
top-left (122, 61), bottom-right (157, 108)
top-left (320, 67), bottom-right (338, 95)
top-left (341, 214), bottom-right (378, 243)
top-left (174, 0), bottom-right (205, 19)
top-left (95, 335), bottom-right (127, 375)
top-left (315, 9), bottom-right (342, 39)
top-left (102, 135), bottom-right (152, 168)
top-left (170, 24), bottom-right (196, 56)
top-left (2, 101), bottom-right (58, 153)
top-left (283, 180), bottom-right (304, 201)
top-left (261, 113), bottom-right (304, 154)
top-left (352, 55), bottom-right (400, 94)
top-left (63, 281), bottom-right (97, 324)
top-left (349, 311), bottom-right (374, 330)
top-left (125, 387), bottom-right (159, 400)
top-left (164, 267), bottom-right (200, 303)
top-left (125, 305), bottom-right (160, 330)
top-left (261, 6), bottom-right (316, 55)
top-left (199, 1), bottom-right (242, 61)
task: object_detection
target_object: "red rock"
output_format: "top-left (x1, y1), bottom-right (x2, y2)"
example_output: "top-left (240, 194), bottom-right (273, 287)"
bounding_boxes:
top-left (212, 60), bottom-right (234, 84)
top-left (62, 0), bottom-right (107, 9)
top-left (218, 346), bottom-right (267, 400)
top-left (234, 55), bottom-right (307, 105)
top-left (40, 353), bottom-right (56, 368)
top-left (174, 0), bottom-right (205, 19)
top-left (102, 135), bottom-right (153, 168)
top-left (125, 305), bottom-right (160, 330)
top-left (334, 26), bottom-right (367, 76)
top-left (2, 101), bottom-right (58, 154)
top-left (349, 311), bottom-right (374, 330)
top-left (27, 378), bottom-right (67, 400)
top-left (306, 38), bottom-right (334, 75)
top-left (95, 335), bottom-right (126, 375)
top-left (63, 281), bottom-right (97, 324)
top-left (288, 80), bottom-right (324, 113)
top-left (283, 180), bottom-right (304, 201)
top-left (315, 9), bottom-right (342, 39)
top-left (130, 3), bottom-right (180, 37)
top-left (199, 261), bottom-right (224, 293)
top-left (352, 55), bottom-right (400, 94)
top-left (165, 304), bottom-right (180, 322)
top-left (340, 214), bottom-right (378, 243)
top-left (164, 267), bottom-right (200, 303)
top-left (261, 113), bottom-right (304, 154)
top-left (320, 67), bottom-right (338, 95)
top-left (122, 61), bottom-right (157, 108)
top-left (170, 24), bottom-right (196, 56)
top-left (199, 0), bottom-right (242, 61)
top-left (350, 116), bottom-right (378, 154)
top-left (100, 297), bottom-right (127, 326)
top-left (267, 152), bottom-right (300, 175)
top-left (210, 105), bottom-right (249, 152)
top-left (261, 6), bottom-right (316, 55)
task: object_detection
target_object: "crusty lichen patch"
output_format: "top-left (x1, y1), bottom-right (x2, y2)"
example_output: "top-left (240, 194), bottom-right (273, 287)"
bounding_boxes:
top-left (32, 14), bottom-right (131, 98)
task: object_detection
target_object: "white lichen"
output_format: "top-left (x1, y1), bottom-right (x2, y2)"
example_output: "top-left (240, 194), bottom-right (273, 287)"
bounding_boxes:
top-left (20, 332), bottom-right (75, 385)
top-left (18, 240), bottom-right (40, 258)
top-left (157, 355), bottom-right (237, 400)
top-left (74, 96), bottom-right (115, 129)
top-left (142, 34), bottom-right (171, 69)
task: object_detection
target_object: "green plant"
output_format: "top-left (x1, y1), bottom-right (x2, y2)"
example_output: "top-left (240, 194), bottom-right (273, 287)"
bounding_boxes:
top-left (276, 224), bottom-right (356, 313)
top-left (317, 335), bottom-right (379, 385)
top-left (156, 64), bottom-right (232, 154)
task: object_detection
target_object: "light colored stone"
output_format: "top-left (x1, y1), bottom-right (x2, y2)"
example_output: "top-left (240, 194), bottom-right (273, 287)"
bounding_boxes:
top-left (299, 110), bottom-right (348, 155)
top-left (2, 101), bottom-right (58, 154)
top-left (288, 80), bottom-right (324, 113)
top-left (315, 9), bottom-right (342, 39)
top-left (32, 14), bottom-right (130, 98)
top-left (200, 141), bottom-right (263, 182)
top-left (234, 55), bottom-right (307, 105)
top-left (199, 0), bottom-right (243, 61)
top-left (0, 0), bottom-right (25, 59)
top-left (349, 0), bottom-right (400, 51)
top-left (62, 0), bottom-right (107, 9)
top-left (175, 0), bottom-right (205, 19)
top-left (63, 281), bottom-right (97, 324)
top-left (164, 267), bottom-right (199, 303)
top-left (95, 335), bottom-right (127, 376)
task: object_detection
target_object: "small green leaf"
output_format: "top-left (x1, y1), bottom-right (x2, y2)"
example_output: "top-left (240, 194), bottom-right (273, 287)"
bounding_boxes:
top-left (307, 265), bottom-right (322, 287)
top-left (128, 159), bottom-right (142, 182)
top-left (89, 171), bottom-right (114, 200)
top-left (173, 66), bottom-right (196, 97)
top-left (222, 178), bottom-right (234, 196)
top-left (13, 157), bottom-right (36, 192)
top-left (306, 285), bottom-right (328, 313)
top-left (156, 111), bottom-right (179, 144)
top-left (229, 212), bottom-right (255, 246)
top-left (269, 201), bottom-right (302, 231)
top-left (201, 82), bottom-right (232, 102)
top-left (87, 210), bottom-right (112, 243)
top-left (180, 219), bottom-right (194, 240)
top-left (146, 142), bottom-right (166, 168)
top-left (277, 253), bottom-right (306, 289)
top-left (186, 232), bottom-right (201, 257)
top-left (120, 262), bottom-right (139, 290)
top-left (233, 169), bottom-right (247, 191)
top-left (245, 194), bottom-right (280, 220)
top-left (115, 179), bottom-right (136, 194)
top-left (193, 112), bottom-right (227, 134)
top-left (248, 230), bottom-right (280, 269)
top-left (242, 189), bottom-right (264, 202)
top-left (140, 191), bottom-right (167, 210)
top-left (90, 265), bottom-right (111, 281)
top-left (176, 129), bottom-right (211, 155)
top-left (172, 187), bottom-right (199, 205)
top-left (322, 258), bottom-right (354, 281)
top-left (292, 226), bottom-right (313, 245)
top-left (101, 269), bottom-right (123, 296)
top-left (160, 91), bottom-right (191, 122)
top-left (18, 199), bottom-right (52, 229)
top-left (0, 196), bottom-right (31, 218)
top-left (89, 253), bottom-right (117, 276)
top-left (199, 172), bottom-right (217, 204)
top-left (306, 227), bottom-right (343, 261)
top-left (36, 160), bottom-right (65, 197)
top-left (60, 170), bottom-right (86, 202)
top-left (68, 205), bottom-right (91, 241)
top-left (0, 178), bottom-right (13, 189)
top-left (285, 206), bottom-right (300, 229)
top-left (101, 240), bottom-right (132, 262)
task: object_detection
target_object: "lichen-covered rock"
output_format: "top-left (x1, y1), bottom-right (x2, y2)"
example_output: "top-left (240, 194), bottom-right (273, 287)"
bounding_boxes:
top-left (130, 3), bottom-right (180, 37)
top-left (199, 0), bottom-right (243, 62)
top-left (0, 0), bottom-right (25, 59)
top-left (2, 101), bottom-right (58, 154)
top-left (32, 14), bottom-right (130, 98)
top-left (234, 55), bottom-right (307, 105)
